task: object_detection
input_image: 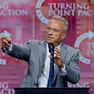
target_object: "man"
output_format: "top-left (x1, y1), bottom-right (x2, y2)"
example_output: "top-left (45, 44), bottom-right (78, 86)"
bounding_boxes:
top-left (0, 15), bottom-right (80, 88)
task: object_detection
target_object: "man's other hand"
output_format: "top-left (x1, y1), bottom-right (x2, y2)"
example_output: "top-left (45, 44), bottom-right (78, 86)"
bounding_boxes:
top-left (0, 37), bottom-right (11, 48)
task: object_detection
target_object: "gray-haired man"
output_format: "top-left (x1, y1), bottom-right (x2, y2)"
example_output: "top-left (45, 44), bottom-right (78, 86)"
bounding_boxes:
top-left (1, 15), bottom-right (80, 88)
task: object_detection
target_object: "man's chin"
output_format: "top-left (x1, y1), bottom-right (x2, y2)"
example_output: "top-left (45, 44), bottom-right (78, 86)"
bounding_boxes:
top-left (46, 40), bottom-right (53, 44)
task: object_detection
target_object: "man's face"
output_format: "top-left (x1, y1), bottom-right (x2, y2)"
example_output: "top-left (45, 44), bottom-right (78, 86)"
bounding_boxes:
top-left (46, 20), bottom-right (66, 46)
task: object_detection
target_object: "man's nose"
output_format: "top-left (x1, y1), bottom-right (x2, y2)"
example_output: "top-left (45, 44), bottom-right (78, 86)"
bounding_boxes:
top-left (48, 29), bottom-right (54, 34)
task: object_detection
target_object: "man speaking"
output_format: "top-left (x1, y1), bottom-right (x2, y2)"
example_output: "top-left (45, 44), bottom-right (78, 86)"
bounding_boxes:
top-left (0, 15), bottom-right (80, 88)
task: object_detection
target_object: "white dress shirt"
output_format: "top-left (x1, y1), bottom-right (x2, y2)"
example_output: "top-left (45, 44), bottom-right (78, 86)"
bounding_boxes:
top-left (38, 43), bottom-right (67, 87)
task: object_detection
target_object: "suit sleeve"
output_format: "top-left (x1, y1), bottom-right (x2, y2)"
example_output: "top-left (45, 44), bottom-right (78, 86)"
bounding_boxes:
top-left (2, 41), bottom-right (31, 61)
top-left (65, 50), bottom-right (80, 84)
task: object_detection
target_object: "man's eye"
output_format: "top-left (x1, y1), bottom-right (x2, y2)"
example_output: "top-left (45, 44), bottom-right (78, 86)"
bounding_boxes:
top-left (53, 29), bottom-right (58, 32)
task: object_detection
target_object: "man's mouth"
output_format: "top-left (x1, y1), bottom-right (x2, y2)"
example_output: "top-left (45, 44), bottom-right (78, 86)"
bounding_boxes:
top-left (47, 36), bottom-right (53, 39)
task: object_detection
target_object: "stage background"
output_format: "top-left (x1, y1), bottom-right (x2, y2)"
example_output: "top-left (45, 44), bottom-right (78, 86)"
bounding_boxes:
top-left (0, 0), bottom-right (94, 93)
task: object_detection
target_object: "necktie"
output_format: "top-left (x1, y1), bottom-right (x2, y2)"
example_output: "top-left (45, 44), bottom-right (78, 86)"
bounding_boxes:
top-left (47, 58), bottom-right (54, 88)
top-left (47, 43), bottom-right (54, 88)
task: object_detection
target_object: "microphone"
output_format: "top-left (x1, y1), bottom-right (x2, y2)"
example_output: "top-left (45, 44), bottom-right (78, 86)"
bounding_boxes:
top-left (48, 43), bottom-right (55, 60)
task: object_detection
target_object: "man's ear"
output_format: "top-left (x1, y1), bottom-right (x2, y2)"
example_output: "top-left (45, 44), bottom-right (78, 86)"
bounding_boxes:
top-left (61, 32), bottom-right (67, 39)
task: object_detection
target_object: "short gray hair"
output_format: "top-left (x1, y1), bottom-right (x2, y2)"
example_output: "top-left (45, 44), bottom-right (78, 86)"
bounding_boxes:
top-left (50, 15), bottom-right (69, 32)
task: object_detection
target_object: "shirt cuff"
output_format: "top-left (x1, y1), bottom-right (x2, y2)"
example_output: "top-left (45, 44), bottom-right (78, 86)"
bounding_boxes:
top-left (8, 44), bottom-right (12, 51)
top-left (59, 64), bottom-right (67, 76)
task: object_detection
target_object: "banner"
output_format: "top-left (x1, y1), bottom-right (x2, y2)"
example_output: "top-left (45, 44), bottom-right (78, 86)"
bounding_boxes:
top-left (0, 0), bottom-right (94, 93)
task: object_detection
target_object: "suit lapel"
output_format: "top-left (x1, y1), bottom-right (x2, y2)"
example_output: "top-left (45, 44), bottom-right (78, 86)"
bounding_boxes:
top-left (38, 41), bottom-right (46, 74)
top-left (60, 43), bottom-right (68, 64)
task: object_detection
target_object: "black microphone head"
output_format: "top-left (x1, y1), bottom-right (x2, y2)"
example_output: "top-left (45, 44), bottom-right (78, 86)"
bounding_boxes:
top-left (48, 43), bottom-right (55, 56)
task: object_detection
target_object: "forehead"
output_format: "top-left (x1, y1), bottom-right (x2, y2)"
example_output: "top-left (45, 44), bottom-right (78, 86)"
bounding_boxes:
top-left (47, 20), bottom-right (65, 29)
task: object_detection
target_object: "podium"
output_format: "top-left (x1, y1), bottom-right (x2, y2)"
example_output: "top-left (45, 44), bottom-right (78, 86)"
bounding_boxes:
top-left (14, 88), bottom-right (90, 94)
